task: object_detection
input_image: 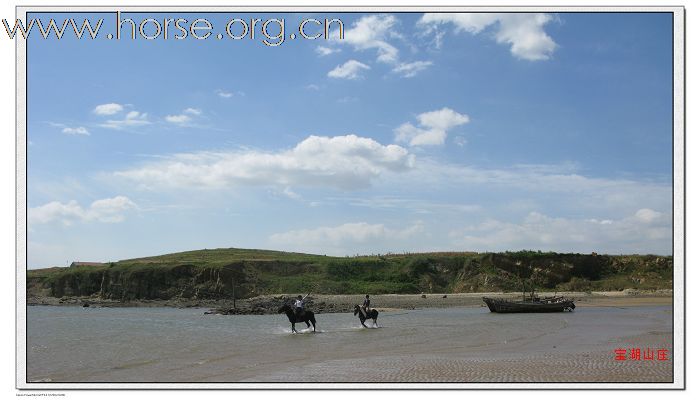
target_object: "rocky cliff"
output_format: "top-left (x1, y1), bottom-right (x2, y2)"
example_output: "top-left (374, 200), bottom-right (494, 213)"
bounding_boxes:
top-left (27, 248), bottom-right (673, 302)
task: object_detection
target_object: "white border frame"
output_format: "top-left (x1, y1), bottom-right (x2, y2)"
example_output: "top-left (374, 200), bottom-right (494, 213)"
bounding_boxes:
top-left (15, 5), bottom-right (685, 390)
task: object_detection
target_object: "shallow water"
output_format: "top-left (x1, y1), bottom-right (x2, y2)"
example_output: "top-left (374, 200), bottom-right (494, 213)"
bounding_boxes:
top-left (26, 305), bottom-right (672, 383)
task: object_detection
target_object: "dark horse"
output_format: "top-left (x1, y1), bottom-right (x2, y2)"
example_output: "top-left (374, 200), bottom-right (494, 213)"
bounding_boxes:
top-left (353, 304), bottom-right (379, 328)
top-left (277, 304), bottom-right (316, 333)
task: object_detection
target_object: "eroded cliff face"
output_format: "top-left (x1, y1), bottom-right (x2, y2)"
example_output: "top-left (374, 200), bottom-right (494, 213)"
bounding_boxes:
top-left (27, 250), bottom-right (673, 301)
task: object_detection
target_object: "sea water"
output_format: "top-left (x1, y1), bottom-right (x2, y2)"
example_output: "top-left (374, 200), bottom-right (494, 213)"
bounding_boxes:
top-left (26, 305), bottom-right (672, 382)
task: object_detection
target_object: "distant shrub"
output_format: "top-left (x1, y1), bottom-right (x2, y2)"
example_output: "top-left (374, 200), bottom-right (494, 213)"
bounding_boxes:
top-left (560, 277), bottom-right (592, 292)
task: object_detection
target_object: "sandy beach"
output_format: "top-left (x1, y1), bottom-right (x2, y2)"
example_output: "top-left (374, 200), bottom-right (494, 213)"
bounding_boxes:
top-left (28, 289), bottom-right (673, 313)
top-left (306, 290), bottom-right (673, 311)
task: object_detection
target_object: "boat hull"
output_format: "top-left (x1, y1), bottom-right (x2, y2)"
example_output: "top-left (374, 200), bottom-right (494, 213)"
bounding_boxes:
top-left (482, 297), bottom-right (575, 313)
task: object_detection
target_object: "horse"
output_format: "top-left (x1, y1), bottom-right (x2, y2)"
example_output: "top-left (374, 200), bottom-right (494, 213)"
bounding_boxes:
top-left (277, 304), bottom-right (316, 333)
top-left (353, 304), bottom-right (379, 328)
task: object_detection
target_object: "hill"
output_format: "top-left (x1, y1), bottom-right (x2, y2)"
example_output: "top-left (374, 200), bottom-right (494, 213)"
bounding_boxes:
top-left (26, 248), bottom-right (673, 302)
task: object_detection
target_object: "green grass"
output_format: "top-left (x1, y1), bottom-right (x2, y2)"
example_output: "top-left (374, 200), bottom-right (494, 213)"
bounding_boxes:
top-left (27, 248), bottom-right (673, 300)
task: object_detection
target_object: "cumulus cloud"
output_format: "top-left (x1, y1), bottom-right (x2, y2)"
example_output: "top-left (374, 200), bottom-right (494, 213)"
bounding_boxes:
top-left (165, 108), bottom-right (202, 125)
top-left (114, 134), bottom-right (415, 190)
top-left (334, 15), bottom-right (400, 64)
top-left (449, 209), bottom-right (671, 255)
top-left (93, 103), bottom-right (124, 115)
top-left (315, 45), bottom-right (340, 56)
top-left (29, 196), bottom-right (137, 226)
top-left (394, 107), bottom-right (469, 146)
top-left (269, 221), bottom-right (425, 255)
top-left (418, 13), bottom-right (557, 61)
top-left (165, 114), bottom-right (191, 124)
top-left (99, 110), bottom-right (150, 130)
top-left (328, 59), bottom-right (371, 80)
top-left (326, 15), bottom-right (432, 78)
top-left (392, 61), bottom-right (433, 78)
top-left (184, 108), bottom-right (202, 115)
top-left (635, 208), bottom-right (662, 223)
top-left (62, 126), bottom-right (90, 136)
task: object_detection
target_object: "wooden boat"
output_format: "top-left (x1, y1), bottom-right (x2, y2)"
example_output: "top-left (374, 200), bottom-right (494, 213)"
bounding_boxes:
top-left (482, 295), bottom-right (575, 313)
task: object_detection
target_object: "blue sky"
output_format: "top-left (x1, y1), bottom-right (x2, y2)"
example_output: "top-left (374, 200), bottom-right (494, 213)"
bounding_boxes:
top-left (26, 12), bottom-right (674, 268)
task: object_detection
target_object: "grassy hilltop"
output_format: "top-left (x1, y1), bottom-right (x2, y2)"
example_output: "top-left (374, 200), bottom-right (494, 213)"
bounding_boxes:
top-left (27, 248), bottom-right (673, 302)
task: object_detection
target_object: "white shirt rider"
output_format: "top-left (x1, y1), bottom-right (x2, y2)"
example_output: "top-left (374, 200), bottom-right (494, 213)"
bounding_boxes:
top-left (294, 293), bottom-right (309, 311)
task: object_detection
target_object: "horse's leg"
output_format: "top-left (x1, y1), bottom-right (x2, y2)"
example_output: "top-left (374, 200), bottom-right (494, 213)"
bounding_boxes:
top-left (373, 318), bottom-right (377, 327)
top-left (361, 318), bottom-right (368, 328)
top-left (291, 322), bottom-right (296, 333)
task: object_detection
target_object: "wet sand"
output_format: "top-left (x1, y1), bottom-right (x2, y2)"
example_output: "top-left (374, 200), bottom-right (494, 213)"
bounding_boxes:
top-left (251, 331), bottom-right (672, 383)
top-left (245, 306), bottom-right (673, 383)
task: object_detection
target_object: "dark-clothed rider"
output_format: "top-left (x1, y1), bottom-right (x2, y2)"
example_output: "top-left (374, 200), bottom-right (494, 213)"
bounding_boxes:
top-left (361, 294), bottom-right (371, 318)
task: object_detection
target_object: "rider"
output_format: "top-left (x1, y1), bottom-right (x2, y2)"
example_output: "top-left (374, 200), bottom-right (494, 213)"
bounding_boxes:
top-left (294, 293), bottom-right (309, 320)
top-left (361, 294), bottom-right (371, 318)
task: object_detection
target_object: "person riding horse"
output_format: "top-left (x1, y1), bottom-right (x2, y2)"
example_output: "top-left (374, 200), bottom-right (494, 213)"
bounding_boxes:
top-left (294, 293), bottom-right (310, 320)
top-left (360, 294), bottom-right (371, 318)
top-left (353, 303), bottom-right (379, 328)
top-left (278, 302), bottom-right (316, 333)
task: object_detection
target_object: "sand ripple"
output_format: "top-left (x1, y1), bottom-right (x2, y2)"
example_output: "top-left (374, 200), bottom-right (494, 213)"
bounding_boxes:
top-left (249, 350), bottom-right (672, 382)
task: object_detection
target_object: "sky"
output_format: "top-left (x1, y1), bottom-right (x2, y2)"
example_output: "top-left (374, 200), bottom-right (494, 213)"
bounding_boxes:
top-left (25, 12), bottom-right (674, 268)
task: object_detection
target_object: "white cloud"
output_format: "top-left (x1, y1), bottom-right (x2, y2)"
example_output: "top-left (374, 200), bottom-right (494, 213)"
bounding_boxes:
top-left (281, 187), bottom-right (301, 200)
top-left (635, 208), bottom-right (662, 223)
top-left (114, 134), bottom-right (415, 190)
top-left (184, 108), bottom-right (202, 115)
top-left (93, 103), bottom-right (124, 115)
top-left (340, 196), bottom-right (482, 215)
top-left (417, 108), bottom-right (470, 130)
top-left (371, 160), bottom-right (671, 240)
top-left (418, 13), bottom-right (557, 61)
top-left (315, 45), bottom-right (340, 56)
top-left (415, 161), bottom-right (668, 206)
top-left (449, 209), bottom-right (671, 255)
top-left (165, 108), bottom-right (202, 125)
top-left (394, 107), bottom-right (469, 146)
top-left (334, 15), bottom-right (400, 64)
top-left (165, 114), bottom-right (192, 124)
top-left (271, 222), bottom-right (385, 243)
top-left (327, 15), bottom-right (432, 79)
top-left (99, 110), bottom-right (150, 130)
top-left (269, 221), bottom-right (424, 255)
top-left (29, 196), bottom-right (136, 226)
top-left (305, 84), bottom-right (321, 91)
top-left (391, 60), bottom-right (433, 77)
top-left (62, 126), bottom-right (90, 136)
top-left (216, 89), bottom-right (234, 98)
top-left (125, 111), bottom-right (141, 119)
top-left (328, 59), bottom-right (371, 80)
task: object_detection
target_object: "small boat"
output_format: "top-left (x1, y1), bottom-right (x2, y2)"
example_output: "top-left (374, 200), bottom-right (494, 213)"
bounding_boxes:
top-left (482, 295), bottom-right (575, 313)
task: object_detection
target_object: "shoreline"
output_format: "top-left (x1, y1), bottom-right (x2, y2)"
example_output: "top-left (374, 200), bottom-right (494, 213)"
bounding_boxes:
top-left (27, 289), bottom-right (673, 314)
